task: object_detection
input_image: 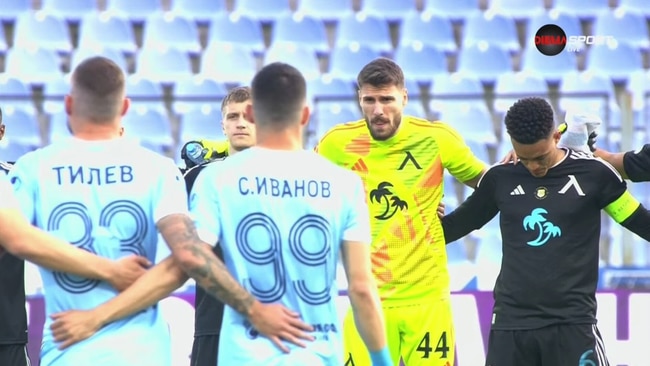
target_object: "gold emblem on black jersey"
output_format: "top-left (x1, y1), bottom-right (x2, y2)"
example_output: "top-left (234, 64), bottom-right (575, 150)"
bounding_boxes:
top-left (534, 187), bottom-right (548, 200)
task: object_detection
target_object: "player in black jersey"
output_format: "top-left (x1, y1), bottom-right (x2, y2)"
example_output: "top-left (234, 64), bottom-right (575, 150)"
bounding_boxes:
top-left (185, 86), bottom-right (256, 366)
top-left (441, 98), bottom-right (650, 366)
top-left (591, 144), bottom-right (650, 183)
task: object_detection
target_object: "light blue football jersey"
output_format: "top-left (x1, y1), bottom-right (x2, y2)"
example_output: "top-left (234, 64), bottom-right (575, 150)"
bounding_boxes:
top-left (8, 137), bottom-right (188, 366)
top-left (190, 147), bottom-right (371, 366)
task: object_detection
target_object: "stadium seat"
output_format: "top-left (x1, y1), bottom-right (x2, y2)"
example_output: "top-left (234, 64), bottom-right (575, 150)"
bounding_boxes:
top-left (78, 13), bottom-right (138, 54)
top-left (42, 76), bottom-right (71, 115)
top-left (173, 77), bottom-right (228, 115)
top-left (2, 107), bottom-right (41, 147)
top-left (552, 0), bottom-right (610, 20)
top-left (264, 42), bottom-right (321, 81)
top-left (558, 71), bottom-right (617, 127)
top-left (486, 0), bottom-right (546, 21)
top-left (126, 76), bottom-right (166, 113)
top-left (232, 0), bottom-right (291, 24)
top-left (200, 42), bottom-right (257, 85)
top-left (399, 11), bottom-right (456, 54)
top-left (271, 13), bottom-right (329, 55)
top-left (40, 0), bottom-right (97, 22)
top-left (336, 13), bottom-right (393, 55)
top-left (121, 108), bottom-right (174, 151)
top-left (585, 42), bottom-right (643, 84)
top-left (13, 12), bottom-right (73, 54)
top-left (313, 104), bottom-right (359, 140)
top-left (0, 77), bottom-right (34, 112)
top-left (429, 73), bottom-right (484, 115)
top-left (179, 106), bottom-right (226, 143)
top-left (422, 0), bottom-right (481, 22)
top-left (437, 103), bottom-right (497, 146)
top-left (360, 0), bottom-right (417, 23)
top-left (0, 140), bottom-right (36, 162)
top-left (626, 69), bottom-right (650, 113)
top-left (327, 44), bottom-right (382, 83)
top-left (105, 0), bottom-right (163, 23)
top-left (70, 46), bottom-right (129, 74)
top-left (394, 43), bottom-right (448, 85)
top-left (170, 0), bottom-right (227, 23)
top-left (48, 112), bottom-right (72, 143)
top-left (592, 9), bottom-right (650, 51)
top-left (295, 0), bottom-right (354, 23)
top-left (462, 11), bottom-right (520, 53)
top-left (520, 43), bottom-right (577, 84)
top-left (135, 46), bottom-right (193, 85)
top-left (206, 13), bottom-right (265, 55)
top-left (465, 139), bottom-right (491, 165)
top-left (493, 71), bottom-right (549, 113)
top-left (0, 0), bottom-right (30, 22)
top-left (456, 43), bottom-right (513, 84)
top-left (5, 47), bottom-right (63, 85)
top-left (142, 13), bottom-right (202, 55)
top-left (404, 79), bottom-right (422, 99)
top-left (618, 0), bottom-right (650, 17)
top-left (307, 75), bottom-right (357, 112)
top-left (525, 10), bottom-right (582, 46)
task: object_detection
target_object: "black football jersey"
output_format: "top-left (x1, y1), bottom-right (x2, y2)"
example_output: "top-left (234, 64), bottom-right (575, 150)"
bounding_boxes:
top-left (623, 143), bottom-right (650, 182)
top-left (442, 149), bottom-right (627, 330)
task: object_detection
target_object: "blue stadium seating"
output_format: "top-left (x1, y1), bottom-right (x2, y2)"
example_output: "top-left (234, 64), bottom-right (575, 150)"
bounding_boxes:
top-left (403, 101), bottom-right (427, 119)
top-left (233, 0), bottom-right (291, 24)
top-left (4, 47), bottom-right (63, 85)
top-left (553, 0), bottom-right (610, 20)
top-left (0, 26), bottom-right (6, 55)
top-left (618, 0), bottom-right (650, 17)
top-left (404, 79), bottom-right (422, 99)
top-left (328, 44), bottom-right (381, 83)
top-left (295, 0), bottom-right (354, 23)
top-left (2, 107), bottom-right (41, 147)
top-left (135, 46), bottom-right (193, 85)
top-left (307, 75), bottom-right (357, 112)
top-left (126, 76), bottom-right (166, 112)
top-left (142, 13), bottom-right (202, 55)
top-left (13, 12), bottom-right (72, 54)
top-left (200, 42), bottom-right (258, 85)
top-left (0, 77), bottom-right (34, 112)
top-left (463, 11), bottom-right (520, 53)
top-left (170, 0), bottom-right (227, 23)
top-left (264, 42), bottom-right (321, 81)
top-left (493, 71), bottom-right (549, 113)
top-left (437, 102), bottom-right (498, 146)
top-left (558, 71), bottom-right (617, 126)
top-left (585, 42), bottom-right (644, 84)
top-left (40, 0), bottom-right (97, 22)
top-left (394, 43), bottom-right (448, 85)
top-left (173, 77), bottom-right (228, 114)
top-left (592, 9), bottom-right (650, 51)
top-left (271, 13), bottom-right (329, 55)
top-left (0, 0), bottom-right (29, 22)
top-left (0, 140), bottom-right (36, 162)
top-left (206, 13), bottom-right (265, 55)
top-left (626, 69), bottom-right (650, 113)
top-left (48, 112), bottom-right (72, 143)
top-left (42, 77), bottom-right (70, 115)
top-left (429, 73), bottom-right (484, 115)
top-left (179, 106), bottom-right (226, 143)
top-left (105, 0), bottom-right (163, 23)
top-left (78, 13), bottom-right (138, 54)
top-left (399, 11), bottom-right (457, 54)
top-left (336, 13), bottom-right (393, 55)
top-left (486, 0), bottom-right (546, 21)
top-left (456, 43), bottom-right (513, 84)
top-left (422, 0), bottom-right (481, 22)
top-left (361, 0), bottom-right (417, 23)
top-left (520, 43), bottom-right (578, 83)
top-left (526, 10), bottom-right (583, 47)
top-left (313, 103), bottom-right (358, 140)
top-left (121, 108), bottom-right (173, 151)
top-left (70, 46), bottom-right (129, 74)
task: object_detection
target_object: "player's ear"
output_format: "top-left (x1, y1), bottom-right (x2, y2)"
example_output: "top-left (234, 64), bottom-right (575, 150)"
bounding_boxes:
top-left (245, 103), bottom-right (255, 124)
top-left (121, 98), bottom-right (130, 116)
top-left (64, 94), bottom-right (73, 116)
top-left (300, 105), bottom-right (310, 127)
top-left (552, 129), bottom-right (562, 143)
top-left (402, 87), bottom-right (408, 106)
top-left (119, 126), bottom-right (124, 136)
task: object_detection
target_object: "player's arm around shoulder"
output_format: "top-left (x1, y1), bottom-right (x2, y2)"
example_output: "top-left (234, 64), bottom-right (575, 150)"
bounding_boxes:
top-left (599, 143), bottom-right (650, 182)
top-left (429, 120), bottom-right (488, 188)
top-left (340, 174), bottom-right (393, 365)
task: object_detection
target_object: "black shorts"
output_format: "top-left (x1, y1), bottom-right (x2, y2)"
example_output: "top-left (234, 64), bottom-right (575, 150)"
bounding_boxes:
top-left (190, 334), bottom-right (220, 366)
top-left (0, 344), bottom-right (31, 366)
top-left (486, 324), bottom-right (610, 366)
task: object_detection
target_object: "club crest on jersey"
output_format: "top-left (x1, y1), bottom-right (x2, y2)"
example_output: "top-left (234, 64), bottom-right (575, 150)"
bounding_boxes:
top-left (523, 208), bottom-right (562, 246)
top-left (369, 181), bottom-right (408, 220)
top-left (534, 186), bottom-right (548, 200)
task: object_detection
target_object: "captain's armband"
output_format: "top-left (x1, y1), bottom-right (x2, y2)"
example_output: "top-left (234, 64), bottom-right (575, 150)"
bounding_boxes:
top-left (604, 190), bottom-right (641, 223)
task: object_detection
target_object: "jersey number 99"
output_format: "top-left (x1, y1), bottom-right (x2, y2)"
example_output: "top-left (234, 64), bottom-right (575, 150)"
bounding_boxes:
top-left (47, 200), bottom-right (148, 293)
top-left (236, 212), bottom-right (332, 305)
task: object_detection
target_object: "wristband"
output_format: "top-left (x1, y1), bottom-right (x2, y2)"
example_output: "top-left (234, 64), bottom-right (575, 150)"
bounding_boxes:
top-left (369, 346), bottom-right (392, 365)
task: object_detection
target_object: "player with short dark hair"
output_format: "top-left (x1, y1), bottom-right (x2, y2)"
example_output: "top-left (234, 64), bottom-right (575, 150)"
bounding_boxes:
top-left (441, 97), bottom-right (650, 366)
top-left (189, 62), bottom-right (391, 364)
top-left (316, 57), bottom-right (487, 366)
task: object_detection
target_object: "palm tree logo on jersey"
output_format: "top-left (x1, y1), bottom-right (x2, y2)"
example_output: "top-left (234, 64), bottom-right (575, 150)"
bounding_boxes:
top-left (578, 350), bottom-right (596, 366)
top-left (369, 181), bottom-right (408, 220)
top-left (522, 208), bottom-right (562, 246)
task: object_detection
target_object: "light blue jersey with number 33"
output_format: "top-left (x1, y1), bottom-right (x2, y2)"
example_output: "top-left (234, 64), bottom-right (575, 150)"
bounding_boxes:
top-left (190, 146), bottom-right (371, 366)
top-left (8, 137), bottom-right (189, 366)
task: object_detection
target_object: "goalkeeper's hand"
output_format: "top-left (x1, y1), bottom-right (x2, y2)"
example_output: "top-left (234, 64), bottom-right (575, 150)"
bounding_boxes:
top-left (587, 131), bottom-right (598, 152)
top-left (199, 139), bottom-right (230, 160)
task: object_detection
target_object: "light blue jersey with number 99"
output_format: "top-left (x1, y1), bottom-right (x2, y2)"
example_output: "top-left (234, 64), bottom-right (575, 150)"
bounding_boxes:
top-left (190, 147), bottom-right (371, 366)
top-left (8, 137), bottom-right (189, 366)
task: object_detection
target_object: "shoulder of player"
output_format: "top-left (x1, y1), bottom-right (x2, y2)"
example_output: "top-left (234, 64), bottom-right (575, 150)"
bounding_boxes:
top-left (406, 117), bottom-right (461, 137)
top-left (564, 149), bottom-right (622, 178)
top-left (475, 161), bottom-right (520, 186)
top-left (318, 119), bottom-right (367, 144)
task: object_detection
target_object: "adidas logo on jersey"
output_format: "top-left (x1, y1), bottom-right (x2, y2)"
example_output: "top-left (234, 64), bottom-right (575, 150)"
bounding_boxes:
top-left (510, 185), bottom-right (525, 196)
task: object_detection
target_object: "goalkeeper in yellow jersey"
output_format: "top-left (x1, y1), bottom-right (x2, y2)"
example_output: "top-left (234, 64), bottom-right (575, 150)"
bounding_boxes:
top-left (315, 58), bottom-right (489, 366)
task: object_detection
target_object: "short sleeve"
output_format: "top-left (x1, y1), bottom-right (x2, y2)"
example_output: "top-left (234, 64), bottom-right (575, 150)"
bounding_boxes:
top-left (434, 123), bottom-right (487, 183)
top-left (342, 173), bottom-right (372, 243)
top-left (153, 159), bottom-right (190, 223)
top-left (0, 178), bottom-right (19, 210)
top-left (595, 159), bottom-right (628, 209)
top-left (188, 165), bottom-right (221, 245)
top-left (7, 153), bottom-right (37, 223)
top-left (623, 144), bottom-right (650, 182)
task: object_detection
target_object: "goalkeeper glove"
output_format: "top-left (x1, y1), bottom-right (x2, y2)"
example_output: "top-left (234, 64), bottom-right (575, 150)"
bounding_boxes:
top-left (558, 109), bottom-right (602, 154)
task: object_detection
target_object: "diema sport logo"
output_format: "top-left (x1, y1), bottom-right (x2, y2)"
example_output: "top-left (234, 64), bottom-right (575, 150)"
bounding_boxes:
top-left (534, 24), bottom-right (616, 56)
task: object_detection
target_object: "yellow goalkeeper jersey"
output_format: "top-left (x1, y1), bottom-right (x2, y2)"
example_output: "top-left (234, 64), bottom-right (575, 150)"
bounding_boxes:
top-left (316, 116), bottom-right (486, 305)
